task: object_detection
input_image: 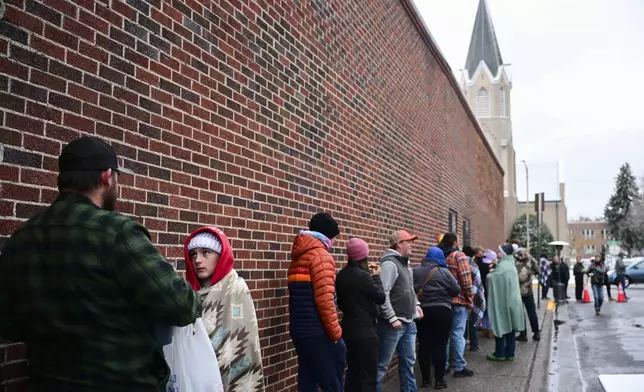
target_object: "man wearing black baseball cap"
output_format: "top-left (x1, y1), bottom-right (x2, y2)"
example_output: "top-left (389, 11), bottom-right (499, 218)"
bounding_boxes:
top-left (57, 136), bottom-right (135, 210)
top-left (0, 136), bottom-right (201, 390)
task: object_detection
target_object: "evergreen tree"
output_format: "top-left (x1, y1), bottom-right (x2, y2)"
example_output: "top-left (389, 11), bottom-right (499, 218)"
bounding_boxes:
top-left (604, 163), bottom-right (640, 252)
top-left (509, 214), bottom-right (555, 258)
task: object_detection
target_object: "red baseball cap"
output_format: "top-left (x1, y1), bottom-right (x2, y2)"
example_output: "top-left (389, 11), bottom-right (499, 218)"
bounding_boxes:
top-left (389, 230), bottom-right (418, 246)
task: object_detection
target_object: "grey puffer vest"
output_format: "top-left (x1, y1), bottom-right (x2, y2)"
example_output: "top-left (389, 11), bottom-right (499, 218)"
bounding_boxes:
top-left (378, 250), bottom-right (416, 323)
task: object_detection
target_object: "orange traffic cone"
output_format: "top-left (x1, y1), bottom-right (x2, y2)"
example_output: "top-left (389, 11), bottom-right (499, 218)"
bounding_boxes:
top-left (617, 282), bottom-right (627, 303)
top-left (582, 284), bottom-right (592, 303)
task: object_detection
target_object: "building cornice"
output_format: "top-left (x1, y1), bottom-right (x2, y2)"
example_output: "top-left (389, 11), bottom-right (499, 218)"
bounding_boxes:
top-left (399, 0), bottom-right (504, 175)
top-left (462, 61), bottom-right (512, 88)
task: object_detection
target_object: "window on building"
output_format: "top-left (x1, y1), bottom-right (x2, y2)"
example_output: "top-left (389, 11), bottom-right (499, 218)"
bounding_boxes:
top-left (448, 209), bottom-right (458, 234)
top-left (476, 88), bottom-right (490, 117)
top-left (602, 229), bottom-right (609, 240)
top-left (463, 218), bottom-right (471, 247)
top-left (584, 244), bottom-right (596, 254)
top-left (583, 229), bottom-right (595, 240)
top-left (499, 88), bottom-right (506, 116)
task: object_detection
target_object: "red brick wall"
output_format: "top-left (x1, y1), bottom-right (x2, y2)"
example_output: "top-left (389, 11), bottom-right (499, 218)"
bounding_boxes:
top-left (0, 0), bottom-right (504, 390)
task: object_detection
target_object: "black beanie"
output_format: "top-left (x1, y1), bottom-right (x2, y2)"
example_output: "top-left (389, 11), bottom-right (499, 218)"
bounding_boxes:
top-left (501, 243), bottom-right (516, 256)
top-left (309, 213), bottom-right (340, 239)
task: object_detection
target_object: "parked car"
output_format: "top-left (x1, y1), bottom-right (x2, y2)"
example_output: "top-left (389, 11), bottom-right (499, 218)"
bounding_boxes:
top-left (607, 258), bottom-right (644, 288)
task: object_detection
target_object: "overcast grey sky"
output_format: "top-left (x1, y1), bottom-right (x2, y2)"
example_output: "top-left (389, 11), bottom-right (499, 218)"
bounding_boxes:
top-left (415, 0), bottom-right (644, 219)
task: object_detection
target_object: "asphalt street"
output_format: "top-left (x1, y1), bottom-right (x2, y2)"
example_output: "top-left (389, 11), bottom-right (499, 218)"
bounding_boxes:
top-left (548, 285), bottom-right (644, 392)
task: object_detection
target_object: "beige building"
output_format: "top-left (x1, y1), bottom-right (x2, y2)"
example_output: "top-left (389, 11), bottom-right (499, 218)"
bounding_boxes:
top-left (518, 183), bottom-right (570, 256)
top-left (568, 220), bottom-right (610, 258)
top-left (461, 0), bottom-right (519, 238)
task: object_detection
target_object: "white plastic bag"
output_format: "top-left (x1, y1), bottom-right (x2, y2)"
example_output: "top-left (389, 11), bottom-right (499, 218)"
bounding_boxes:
top-left (163, 318), bottom-right (223, 392)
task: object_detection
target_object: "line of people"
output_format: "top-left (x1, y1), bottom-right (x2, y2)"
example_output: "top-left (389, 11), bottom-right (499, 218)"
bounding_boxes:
top-left (0, 136), bottom-right (544, 392)
top-left (287, 211), bottom-right (543, 392)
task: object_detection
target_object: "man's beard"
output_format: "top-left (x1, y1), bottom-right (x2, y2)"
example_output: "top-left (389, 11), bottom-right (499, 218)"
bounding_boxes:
top-left (102, 183), bottom-right (117, 211)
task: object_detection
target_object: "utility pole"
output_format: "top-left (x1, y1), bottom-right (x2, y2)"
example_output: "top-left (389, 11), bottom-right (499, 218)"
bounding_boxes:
top-left (535, 192), bottom-right (544, 309)
top-left (522, 160), bottom-right (530, 250)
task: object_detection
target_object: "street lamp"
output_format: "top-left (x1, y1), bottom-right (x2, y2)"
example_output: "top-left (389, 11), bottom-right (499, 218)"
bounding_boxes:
top-left (522, 160), bottom-right (530, 251)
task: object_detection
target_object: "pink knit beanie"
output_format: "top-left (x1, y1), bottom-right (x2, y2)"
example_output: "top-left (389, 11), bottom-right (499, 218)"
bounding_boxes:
top-left (347, 238), bottom-right (369, 261)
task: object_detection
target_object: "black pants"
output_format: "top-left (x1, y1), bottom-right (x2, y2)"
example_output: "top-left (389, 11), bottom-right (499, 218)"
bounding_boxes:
top-left (575, 276), bottom-right (584, 300)
top-left (541, 283), bottom-right (549, 299)
top-left (617, 275), bottom-right (628, 298)
top-left (519, 294), bottom-right (539, 335)
top-left (416, 306), bottom-right (452, 383)
top-left (294, 336), bottom-right (346, 392)
top-left (605, 281), bottom-right (612, 299)
top-left (345, 336), bottom-right (378, 392)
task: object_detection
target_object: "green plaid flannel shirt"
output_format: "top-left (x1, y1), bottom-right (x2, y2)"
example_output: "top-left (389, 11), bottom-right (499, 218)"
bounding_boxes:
top-left (0, 192), bottom-right (201, 390)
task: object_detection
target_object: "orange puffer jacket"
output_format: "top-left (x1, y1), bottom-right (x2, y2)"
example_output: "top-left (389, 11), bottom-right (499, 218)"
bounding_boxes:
top-left (287, 233), bottom-right (341, 341)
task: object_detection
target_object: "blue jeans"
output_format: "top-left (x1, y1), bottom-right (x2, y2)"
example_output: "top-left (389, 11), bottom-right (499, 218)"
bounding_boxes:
top-left (494, 333), bottom-right (516, 358)
top-left (445, 305), bottom-right (468, 371)
top-left (592, 284), bottom-right (604, 310)
top-left (376, 320), bottom-right (417, 392)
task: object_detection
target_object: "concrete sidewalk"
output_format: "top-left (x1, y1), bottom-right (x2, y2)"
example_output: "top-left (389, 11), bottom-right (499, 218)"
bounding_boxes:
top-left (384, 292), bottom-right (554, 391)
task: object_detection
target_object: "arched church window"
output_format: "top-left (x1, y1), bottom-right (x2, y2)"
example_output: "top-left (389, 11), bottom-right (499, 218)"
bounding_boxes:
top-left (476, 88), bottom-right (490, 117)
top-left (499, 88), bottom-right (506, 116)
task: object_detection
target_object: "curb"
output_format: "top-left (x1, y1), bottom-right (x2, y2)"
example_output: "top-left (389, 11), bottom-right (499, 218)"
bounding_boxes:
top-left (525, 302), bottom-right (554, 392)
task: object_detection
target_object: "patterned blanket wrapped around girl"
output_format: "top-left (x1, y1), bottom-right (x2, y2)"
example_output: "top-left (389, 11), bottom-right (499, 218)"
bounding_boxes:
top-left (184, 226), bottom-right (265, 392)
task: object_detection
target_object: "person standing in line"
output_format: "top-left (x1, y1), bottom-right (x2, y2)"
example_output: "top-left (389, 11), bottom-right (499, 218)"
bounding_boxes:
top-left (477, 249), bottom-right (496, 340)
top-left (563, 258), bottom-right (572, 299)
top-left (0, 137), bottom-right (201, 390)
top-left (586, 254), bottom-right (608, 315)
top-left (288, 213), bottom-right (345, 392)
top-left (376, 230), bottom-right (422, 392)
top-left (486, 244), bottom-right (525, 361)
top-left (413, 247), bottom-right (461, 390)
top-left (336, 238), bottom-right (386, 392)
top-left (514, 249), bottom-right (541, 342)
top-left (539, 254), bottom-right (551, 299)
top-left (615, 252), bottom-right (628, 300)
top-left (573, 256), bottom-right (585, 301)
top-left (462, 246), bottom-right (486, 351)
top-left (439, 233), bottom-right (475, 378)
top-left (184, 226), bottom-right (265, 391)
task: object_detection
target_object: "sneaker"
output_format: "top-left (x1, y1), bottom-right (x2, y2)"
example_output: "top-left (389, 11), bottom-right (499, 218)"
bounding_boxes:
top-left (533, 332), bottom-right (541, 341)
top-left (487, 354), bottom-right (505, 361)
top-left (470, 346), bottom-right (481, 352)
top-left (516, 334), bottom-right (528, 342)
top-left (435, 380), bottom-right (448, 390)
top-left (595, 309), bottom-right (600, 315)
top-left (454, 368), bottom-right (475, 377)
top-left (505, 357), bottom-right (515, 361)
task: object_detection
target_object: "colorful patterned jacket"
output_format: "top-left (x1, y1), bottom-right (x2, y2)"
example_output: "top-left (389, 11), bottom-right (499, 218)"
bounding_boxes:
top-left (287, 232), bottom-right (342, 341)
top-left (468, 257), bottom-right (486, 325)
top-left (444, 248), bottom-right (474, 308)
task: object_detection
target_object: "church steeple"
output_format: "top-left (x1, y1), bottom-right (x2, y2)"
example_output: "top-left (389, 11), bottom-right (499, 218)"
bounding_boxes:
top-left (465, 0), bottom-right (504, 79)
top-left (461, 0), bottom-right (517, 240)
